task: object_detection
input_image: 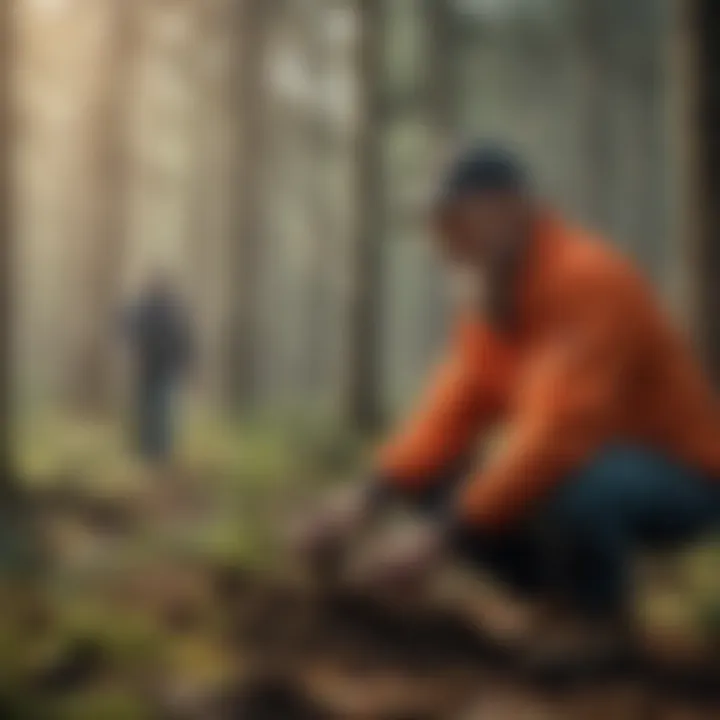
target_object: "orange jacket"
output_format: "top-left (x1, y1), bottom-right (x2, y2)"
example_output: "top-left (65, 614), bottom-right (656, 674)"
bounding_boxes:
top-left (377, 216), bottom-right (720, 529)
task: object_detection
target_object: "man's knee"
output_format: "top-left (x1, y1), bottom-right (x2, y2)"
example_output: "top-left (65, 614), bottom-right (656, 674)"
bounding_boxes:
top-left (543, 445), bottom-right (653, 530)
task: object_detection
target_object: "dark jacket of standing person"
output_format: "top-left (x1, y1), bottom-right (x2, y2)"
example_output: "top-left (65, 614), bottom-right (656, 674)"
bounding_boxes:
top-left (126, 279), bottom-right (192, 461)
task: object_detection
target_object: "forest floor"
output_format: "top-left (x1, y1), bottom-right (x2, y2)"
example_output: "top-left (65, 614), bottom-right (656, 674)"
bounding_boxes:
top-left (4, 416), bottom-right (720, 719)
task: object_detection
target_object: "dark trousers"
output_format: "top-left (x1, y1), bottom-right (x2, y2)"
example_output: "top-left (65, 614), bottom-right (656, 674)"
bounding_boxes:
top-left (137, 374), bottom-right (175, 462)
top-left (416, 447), bottom-right (720, 619)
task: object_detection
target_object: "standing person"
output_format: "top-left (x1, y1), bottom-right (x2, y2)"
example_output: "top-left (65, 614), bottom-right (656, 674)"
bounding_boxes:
top-left (125, 273), bottom-right (193, 464)
top-left (298, 144), bottom-right (720, 670)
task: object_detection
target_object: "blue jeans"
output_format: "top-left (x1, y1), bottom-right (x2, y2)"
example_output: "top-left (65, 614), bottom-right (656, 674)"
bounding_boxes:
top-left (425, 447), bottom-right (720, 619)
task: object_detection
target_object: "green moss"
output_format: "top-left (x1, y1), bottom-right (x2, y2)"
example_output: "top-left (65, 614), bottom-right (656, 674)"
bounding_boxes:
top-left (52, 686), bottom-right (153, 720)
top-left (49, 600), bottom-right (164, 672)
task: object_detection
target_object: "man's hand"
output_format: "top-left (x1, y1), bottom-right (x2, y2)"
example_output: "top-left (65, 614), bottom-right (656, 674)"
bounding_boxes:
top-left (349, 519), bottom-right (446, 600)
top-left (292, 484), bottom-right (373, 580)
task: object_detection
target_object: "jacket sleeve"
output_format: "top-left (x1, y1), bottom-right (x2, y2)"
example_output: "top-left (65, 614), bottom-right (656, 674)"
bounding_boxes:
top-left (376, 322), bottom-right (504, 494)
top-left (457, 279), bottom-right (636, 529)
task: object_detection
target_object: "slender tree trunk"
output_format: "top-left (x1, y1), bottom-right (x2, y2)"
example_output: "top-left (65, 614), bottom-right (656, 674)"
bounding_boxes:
top-left (301, 0), bottom-right (330, 398)
top-left (425, 0), bottom-right (458, 144)
top-left (185, 0), bottom-right (213, 399)
top-left (422, 0), bottom-right (458, 355)
top-left (576, 0), bottom-right (613, 229)
top-left (0, 0), bottom-right (13, 492)
top-left (224, 0), bottom-right (271, 413)
top-left (345, 0), bottom-right (386, 432)
top-left (697, 0), bottom-right (720, 381)
top-left (75, 0), bottom-right (136, 414)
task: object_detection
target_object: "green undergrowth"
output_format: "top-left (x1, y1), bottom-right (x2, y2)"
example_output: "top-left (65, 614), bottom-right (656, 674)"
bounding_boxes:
top-left (8, 412), bottom-right (720, 717)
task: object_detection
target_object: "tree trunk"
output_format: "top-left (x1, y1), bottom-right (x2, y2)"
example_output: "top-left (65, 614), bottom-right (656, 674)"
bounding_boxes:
top-left (74, 0), bottom-right (136, 415)
top-left (422, 0), bottom-right (458, 356)
top-left (301, 0), bottom-right (330, 399)
top-left (425, 0), bottom-right (458, 144)
top-left (345, 0), bottom-right (386, 433)
top-left (184, 0), bottom-right (214, 401)
top-left (223, 0), bottom-right (271, 414)
top-left (575, 0), bottom-right (614, 229)
top-left (697, 0), bottom-right (720, 381)
top-left (0, 0), bottom-right (13, 492)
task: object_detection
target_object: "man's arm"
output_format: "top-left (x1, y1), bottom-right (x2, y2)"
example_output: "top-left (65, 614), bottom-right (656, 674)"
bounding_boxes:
top-left (456, 279), bottom-right (636, 530)
top-left (308, 323), bottom-right (506, 588)
top-left (375, 321), bottom-right (505, 497)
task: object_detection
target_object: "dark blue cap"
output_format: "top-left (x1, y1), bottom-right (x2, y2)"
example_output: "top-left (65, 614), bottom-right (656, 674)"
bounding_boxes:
top-left (438, 143), bottom-right (529, 206)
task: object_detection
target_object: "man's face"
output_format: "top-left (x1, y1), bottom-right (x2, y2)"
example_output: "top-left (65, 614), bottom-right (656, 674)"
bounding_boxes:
top-left (436, 190), bottom-right (532, 271)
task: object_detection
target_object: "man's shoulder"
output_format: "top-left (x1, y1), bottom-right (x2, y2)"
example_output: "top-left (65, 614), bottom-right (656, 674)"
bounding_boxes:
top-left (555, 228), bottom-right (647, 300)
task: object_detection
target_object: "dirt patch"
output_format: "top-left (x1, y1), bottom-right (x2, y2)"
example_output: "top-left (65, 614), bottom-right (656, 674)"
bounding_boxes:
top-left (195, 577), bottom-right (720, 719)
top-left (33, 475), bottom-right (720, 719)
